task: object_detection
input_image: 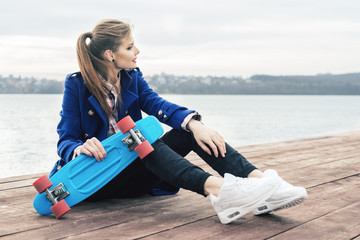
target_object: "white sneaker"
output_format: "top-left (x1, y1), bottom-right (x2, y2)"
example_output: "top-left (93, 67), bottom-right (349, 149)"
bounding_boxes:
top-left (210, 173), bottom-right (281, 224)
top-left (253, 169), bottom-right (308, 215)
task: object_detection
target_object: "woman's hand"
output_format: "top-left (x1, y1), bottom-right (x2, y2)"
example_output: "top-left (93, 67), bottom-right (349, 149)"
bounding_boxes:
top-left (187, 119), bottom-right (226, 158)
top-left (75, 137), bottom-right (107, 161)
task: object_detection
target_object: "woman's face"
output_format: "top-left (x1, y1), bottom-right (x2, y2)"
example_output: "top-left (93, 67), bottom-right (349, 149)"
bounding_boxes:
top-left (112, 34), bottom-right (140, 71)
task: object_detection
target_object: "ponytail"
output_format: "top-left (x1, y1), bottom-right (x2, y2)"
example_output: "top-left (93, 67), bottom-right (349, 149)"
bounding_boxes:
top-left (75, 19), bottom-right (131, 117)
top-left (76, 32), bottom-right (112, 116)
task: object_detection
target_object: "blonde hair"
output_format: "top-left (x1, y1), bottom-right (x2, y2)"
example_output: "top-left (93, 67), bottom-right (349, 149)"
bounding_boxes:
top-left (76, 19), bottom-right (131, 116)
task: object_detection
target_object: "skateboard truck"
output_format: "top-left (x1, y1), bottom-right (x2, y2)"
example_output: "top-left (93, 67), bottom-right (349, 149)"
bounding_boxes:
top-left (122, 129), bottom-right (146, 151)
top-left (44, 183), bottom-right (70, 206)
top-left (117, 116), bottom-right (154, 159)
top-left (33, 176), bottom-right (71, 218)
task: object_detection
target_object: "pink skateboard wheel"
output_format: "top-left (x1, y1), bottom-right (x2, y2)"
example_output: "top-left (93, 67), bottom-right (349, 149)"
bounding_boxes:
top-left (51, 200), bottom-right (71, 219)
top-left (117, 116), bottom-right (136, 134)
top-left (33, 175), bottom-right (53, 194)
top-left (135, 140), bottom-right (154, 159)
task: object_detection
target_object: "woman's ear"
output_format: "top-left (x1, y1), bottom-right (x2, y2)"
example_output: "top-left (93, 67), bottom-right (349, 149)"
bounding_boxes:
top-left (103, 50), bottom-right (114, 62)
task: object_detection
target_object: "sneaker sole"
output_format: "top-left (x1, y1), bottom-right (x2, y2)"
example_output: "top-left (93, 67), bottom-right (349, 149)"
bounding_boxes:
top-left (217, 177), bottom-right (281, 224)
top-left (253, 191), bottom-right (307, 215)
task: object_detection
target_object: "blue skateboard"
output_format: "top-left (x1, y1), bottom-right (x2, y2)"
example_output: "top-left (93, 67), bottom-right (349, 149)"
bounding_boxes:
top-left (33, 116), bottom-right (164, 218)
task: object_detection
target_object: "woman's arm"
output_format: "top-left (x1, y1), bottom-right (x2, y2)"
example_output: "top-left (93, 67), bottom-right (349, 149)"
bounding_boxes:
top-left (134, 69), bottom-right (226, 158)
top-left (57, 75), bottom-right (84, 163)
top-left (57, 74), bottom-right (106, 163)
top-left (136, 70), bottom-right (195, 130)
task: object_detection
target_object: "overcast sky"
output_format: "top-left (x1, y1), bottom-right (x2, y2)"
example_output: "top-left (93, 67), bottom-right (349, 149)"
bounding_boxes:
top-left (0, 0), bottom-right (359, 80)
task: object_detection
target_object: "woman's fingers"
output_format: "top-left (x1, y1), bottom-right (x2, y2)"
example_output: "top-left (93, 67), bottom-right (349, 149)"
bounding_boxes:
top-left (198, 141), bottom-right (212, 156)
top-left (78, 146), bottom-right (92, 157)
top-left (208, 140), bottom-right (219, 158)
top-left (215, 133), bottom-right (226, 158)
top-left (209, 133), bottom-right (226, 158)
top-left (199, 131), bottom-right (226, 158)
top-left (80, 137), bottom-right (107, 161)
top-left (92, 137), bottom-right (107, 158)
top-left (190, 121), bottom-right (227, 158)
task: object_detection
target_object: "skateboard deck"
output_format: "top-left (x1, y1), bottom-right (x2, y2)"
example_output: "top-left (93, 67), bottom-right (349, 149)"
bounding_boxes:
top-left (33, 116), bottom-right (163, 217)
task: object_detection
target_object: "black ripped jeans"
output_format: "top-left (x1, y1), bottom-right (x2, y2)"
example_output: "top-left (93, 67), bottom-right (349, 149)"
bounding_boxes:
top-left (87, 129), bottom-right (257, 201)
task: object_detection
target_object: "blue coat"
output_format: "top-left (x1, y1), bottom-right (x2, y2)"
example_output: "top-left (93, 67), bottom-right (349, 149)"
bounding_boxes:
top-left (51, 68), bottom-right (194, 176)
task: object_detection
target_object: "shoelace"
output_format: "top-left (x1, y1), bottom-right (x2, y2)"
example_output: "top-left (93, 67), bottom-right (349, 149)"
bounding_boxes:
top-left (233, 177), bottom-right (260, 187)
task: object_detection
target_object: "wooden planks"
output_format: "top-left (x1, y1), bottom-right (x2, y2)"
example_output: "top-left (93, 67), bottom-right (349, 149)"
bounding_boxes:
top-left (0, 131), bottom-right (359, 240)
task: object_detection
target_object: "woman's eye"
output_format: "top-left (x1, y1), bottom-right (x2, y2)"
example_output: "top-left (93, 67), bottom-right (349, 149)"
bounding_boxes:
top-left (127, 46), bottom-right (133, 50)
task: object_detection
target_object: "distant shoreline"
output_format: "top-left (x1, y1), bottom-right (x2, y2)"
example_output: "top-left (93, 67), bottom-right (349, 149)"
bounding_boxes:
top-left (1, 72), bottom-right (359, 95)
top-left (1, 93), bottom-right (360, 96)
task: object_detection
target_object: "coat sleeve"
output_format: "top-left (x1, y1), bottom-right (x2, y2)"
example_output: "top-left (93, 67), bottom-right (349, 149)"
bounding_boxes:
top-left (56, 74), bottom-right (84, 164)
top-left (135, 70), bottom-right (195, 130)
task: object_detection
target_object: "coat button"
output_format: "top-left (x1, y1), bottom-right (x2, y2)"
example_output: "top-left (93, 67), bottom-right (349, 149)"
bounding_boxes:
top-left (163, 115), bottom-right (167, 119)
top-left (125, 110), bottom-right (128, 115)
top-left (84, 133), bottom-right (89, 138)
top-left (88, 110), bottom-right (94, 116)
top-left (158, 110), bottom-right (163, 116)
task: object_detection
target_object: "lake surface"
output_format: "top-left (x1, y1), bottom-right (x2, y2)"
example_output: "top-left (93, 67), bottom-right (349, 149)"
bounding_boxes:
top-left (1, 94), bottom-right (359, 178)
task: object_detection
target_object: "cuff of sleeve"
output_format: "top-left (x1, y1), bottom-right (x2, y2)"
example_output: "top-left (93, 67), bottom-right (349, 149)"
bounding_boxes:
top-left (181, 112), bottom-right (202, 132)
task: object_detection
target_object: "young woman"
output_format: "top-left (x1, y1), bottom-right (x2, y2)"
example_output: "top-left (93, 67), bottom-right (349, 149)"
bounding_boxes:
top-left (52, 19), bottom-right (307, 224)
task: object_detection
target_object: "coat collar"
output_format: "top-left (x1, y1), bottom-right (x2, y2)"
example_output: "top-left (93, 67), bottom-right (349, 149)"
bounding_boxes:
top-left (120, 68), bottom-right (134, 94)
top-left (84, 68), bottom-right (139, 122)
top-left (88, 95), bottom-right (108, 127)
top-left (119, 69), bottom-right (138, 118)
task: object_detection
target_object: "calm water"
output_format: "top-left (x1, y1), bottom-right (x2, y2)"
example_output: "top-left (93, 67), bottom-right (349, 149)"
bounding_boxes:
top-left (1, 94), bottom-right (359, 178)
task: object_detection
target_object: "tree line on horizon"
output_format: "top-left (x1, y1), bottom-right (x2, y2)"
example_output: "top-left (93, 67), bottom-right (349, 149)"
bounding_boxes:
top-left (0, 72), bottom-right (359, 95)
top-left (147, 72), bottom-right (360, 95)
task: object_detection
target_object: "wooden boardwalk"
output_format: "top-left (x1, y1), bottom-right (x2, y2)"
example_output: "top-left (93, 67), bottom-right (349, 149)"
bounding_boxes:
top-left (1, 131), bottom-right (359, 240)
